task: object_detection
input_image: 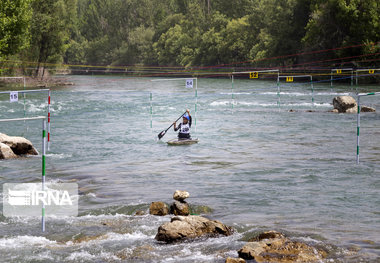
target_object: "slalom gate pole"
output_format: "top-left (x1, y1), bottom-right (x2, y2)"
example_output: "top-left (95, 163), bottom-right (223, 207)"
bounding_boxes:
top-left (231, 75), bottom-right (234, 111)
top-left (195, 78), bottom-right (198, 132)
top-left (311, 75), bottom-right (314, 106)
top-left (42, 119), bottom-right (47, 232)
top-left (150, 92), bottom-right (153, 131)
top-left (356, 92), bottom-right (380, 164)
top-left (47, 90), bottom-right (51, 150)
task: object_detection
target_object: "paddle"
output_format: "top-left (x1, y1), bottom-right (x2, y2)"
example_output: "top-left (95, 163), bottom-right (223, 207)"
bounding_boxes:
top-left (158, 111), bottom-right (187, 140)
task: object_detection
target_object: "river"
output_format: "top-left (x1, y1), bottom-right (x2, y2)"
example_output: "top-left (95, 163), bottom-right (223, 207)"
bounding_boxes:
top-left (0, 75), bottom-right (379, 262)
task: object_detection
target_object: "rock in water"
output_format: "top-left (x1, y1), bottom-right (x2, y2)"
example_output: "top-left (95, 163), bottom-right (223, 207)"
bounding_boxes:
top-left (173, 190), bottom-right (190, 201)
top-left (238, 231), bottom-right (326, 262)
top-left (0, 142), bottom-right (17, 159)
top-left (225, 257), bottom-right (246, 263)
top-left (332, 96), bottom-right (357, 113)
top-left (149, 202), bottom-right (169, 216)
top-left (134, 210), bottom-right (145, 216)
top-left (361, 106), bottom-right (376, 112)
top-left (0, 133), bottom-right (38, 155)
top-left (170, 200), bottom-right (190, 216)
top-left (155, 215), bottom-right (233, 243)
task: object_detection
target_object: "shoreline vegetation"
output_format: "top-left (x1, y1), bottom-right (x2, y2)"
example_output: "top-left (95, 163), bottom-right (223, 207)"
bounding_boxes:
top-left (0, 74), bottom-right (74, 88)
top-left (1, 0), bottom-right (379, 79)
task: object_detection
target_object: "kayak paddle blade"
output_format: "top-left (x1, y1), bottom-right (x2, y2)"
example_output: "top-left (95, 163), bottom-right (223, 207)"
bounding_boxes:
top-left (158, 130), bottom-right (166, 140)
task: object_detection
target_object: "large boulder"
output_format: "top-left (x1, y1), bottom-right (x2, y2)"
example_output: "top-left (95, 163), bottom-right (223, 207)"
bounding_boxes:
top-left (0, 133), bottom-right (38, 155)
top-left (238, 231), bottom-right (326, 262)
top-left (149, 202), bottom-right (169, 216)
top-left (332, 96), bottom-right (357, 113)
top-left (173, 190), bottom-right (190, 201)
top-left (155, 215), bottom-right (233, 243)
top-left (0, 142), bottom-right (17, 159)
top-left (170, 200), bottom-right (190, 216)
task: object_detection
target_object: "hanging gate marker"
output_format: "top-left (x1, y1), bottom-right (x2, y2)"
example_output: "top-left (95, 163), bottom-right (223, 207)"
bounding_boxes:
top-left (0, 116), bottom-right (47, 231)
top-left (150, 78), bottom-right (198, 133)
top-left (278, 75), bottom-right (314, 105)
top-left (330, 68), bottom-right (354, 90)
top-left (355, 68), bottom-right (380, 89)
top-left (286, 76), bottom-right (293, 82)
top-left (249, 72), bottom-right (259, 79)
top-left (231, 70), bottom-right (280, 110)
top-left (356, 92), bottom-right (380, 164)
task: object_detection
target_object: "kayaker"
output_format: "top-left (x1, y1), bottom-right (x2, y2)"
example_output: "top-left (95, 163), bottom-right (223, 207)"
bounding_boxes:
top-left (173, 109), bottom-right (192, 139)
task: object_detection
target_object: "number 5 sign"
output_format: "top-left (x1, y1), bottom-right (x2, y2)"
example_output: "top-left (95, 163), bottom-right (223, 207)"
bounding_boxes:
top-left (10, 91), bottom-right (19, 102)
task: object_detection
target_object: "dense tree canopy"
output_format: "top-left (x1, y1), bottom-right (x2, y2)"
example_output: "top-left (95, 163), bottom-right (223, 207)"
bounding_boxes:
top-left (0, 0), bottom-right (32, 57)
top-left (0, 0), bottom-right (379, 73)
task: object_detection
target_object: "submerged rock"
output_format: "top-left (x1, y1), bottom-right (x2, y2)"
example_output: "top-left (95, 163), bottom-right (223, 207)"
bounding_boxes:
top-left (0, 133), bottom-right (38, 157)
top-left (238, 231), bottom-right (326, 262)
top-left (155, 215), bottom-right (233, 243)
top-left (149, 202), bottom-right (169, 216)
top-left (332, 96), bottom-right (357, 113)
top-left (134, 210), bottom-right (146, 216)
top-left (0, 142), bottom-right (17, 159)
top-left (170, 200), bottom-right (190, 216)
top-left (173, 190), bottom-right (190, 201)
top-left (189, 204), bottom-right (213, 215)
top-left (116, 244), bottom-right (155, 260)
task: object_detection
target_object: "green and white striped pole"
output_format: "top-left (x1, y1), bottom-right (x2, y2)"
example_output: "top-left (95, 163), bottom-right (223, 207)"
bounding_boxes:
top-left (277, 73), bottom-right (280, 110)
top-left (150, 92), bottom-right (153, 131)
top-left (356, 95), bottom-right (360, 164)
top-left (42, 119), bottom-right (46, 232)
top-left (311, 75), bottom-right (314, 106)
top-left (23, 77), bottom-right (26, 118)
top-left (231, 75), bottom-right (234, 111)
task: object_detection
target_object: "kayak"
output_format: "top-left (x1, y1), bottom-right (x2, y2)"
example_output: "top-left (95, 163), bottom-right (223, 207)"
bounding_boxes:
top-left (167, 138), bottom-right (199, 146)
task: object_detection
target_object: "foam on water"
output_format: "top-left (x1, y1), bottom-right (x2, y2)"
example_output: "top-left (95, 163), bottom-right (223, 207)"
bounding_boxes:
top-left (0, 236), bottom-right (56, 249)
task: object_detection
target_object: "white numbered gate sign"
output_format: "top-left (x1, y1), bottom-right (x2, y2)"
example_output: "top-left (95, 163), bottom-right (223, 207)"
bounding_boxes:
top-left (186, 79), bottom-right (193, 89)
top-left (10, 92), bottom-right (19, 102)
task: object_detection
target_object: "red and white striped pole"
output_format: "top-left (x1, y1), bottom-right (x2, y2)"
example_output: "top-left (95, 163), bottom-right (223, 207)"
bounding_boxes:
top-left (47, 90), bottom-right (51, 151)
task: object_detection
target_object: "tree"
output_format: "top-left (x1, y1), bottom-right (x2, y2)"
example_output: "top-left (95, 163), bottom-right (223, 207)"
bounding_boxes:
top-left (303, 0), bottom-right (380, 60)
top-left (249, 0), bottom-right (311, 66)
top-left (0, 0), bottom-right (32, 57)
top-left (27, 0), bottom-right (74, 78)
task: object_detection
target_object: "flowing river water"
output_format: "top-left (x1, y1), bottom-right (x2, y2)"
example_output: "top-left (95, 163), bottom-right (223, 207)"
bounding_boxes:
top-left (0, 75), bottom-right (379, 262)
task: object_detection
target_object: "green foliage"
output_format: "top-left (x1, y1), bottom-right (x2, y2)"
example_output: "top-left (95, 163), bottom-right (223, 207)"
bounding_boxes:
top-left (303, 0), bottom-right (380, 58)
top-left (24, 0), bottom-right (76, 76)
top-left (1, 0), bottom-right (379, 70)
top-left (0, 0), bottom-right (32, 57)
